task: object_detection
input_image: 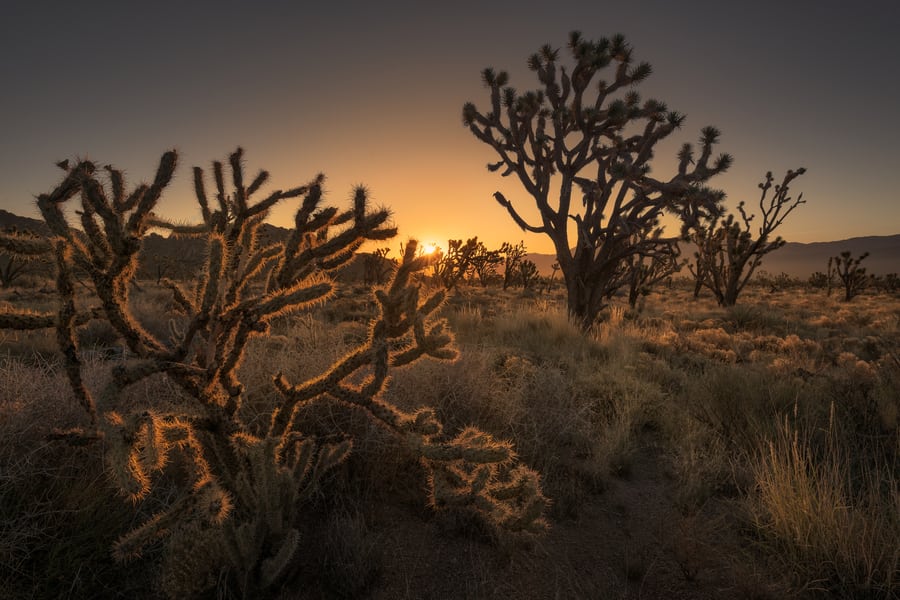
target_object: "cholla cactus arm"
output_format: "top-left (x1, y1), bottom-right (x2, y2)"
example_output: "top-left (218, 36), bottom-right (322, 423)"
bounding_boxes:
top-left (57, 154), bottom-right (176, 356)
top-left (53, 239), bottom-right (98, 427)
top-left (36, 162), bottom-right (87, 241)
top-left (272, 185), bottom-right (396, 289)
top-left (270, 241), bottom-right (451, 433)
top-left (0, 230), bottom-right (53, 256)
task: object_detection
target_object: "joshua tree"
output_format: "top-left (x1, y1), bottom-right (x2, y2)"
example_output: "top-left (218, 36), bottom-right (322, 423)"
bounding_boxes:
top-left (499, 241), bottom-right (527, 290)
top-left (690, 169), bottom-right (806, 306)
top-left (685, 241), bottom-right (711, 299)
top-left (519, 259), bottom-right (540, 290)
top-left (468, 240), bottom-right (503, 286)
top-left (434, 237), bottom-right (480, 289)
top-left (0, 149), bottom-right (546, 598)
top-left (463, 32), bottom-right (731, 330)
top-left (832, 250), bottom-right (870, 301)
top-left (362, 246), bottom-right (394, 285)
top-left (625, 240), bottom-right (682, 309)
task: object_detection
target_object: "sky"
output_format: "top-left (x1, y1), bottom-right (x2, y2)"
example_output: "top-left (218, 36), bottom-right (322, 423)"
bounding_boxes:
top-left (2, 0), bottom-right (898, 255)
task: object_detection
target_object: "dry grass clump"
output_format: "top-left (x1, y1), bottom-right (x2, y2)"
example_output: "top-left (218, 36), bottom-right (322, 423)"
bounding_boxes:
top-left (635, 285), bottom-right (900, 596)
top-left (749, 415), bottom-right (898, 597)
top-left (0, 355), bottom-right (168, 598)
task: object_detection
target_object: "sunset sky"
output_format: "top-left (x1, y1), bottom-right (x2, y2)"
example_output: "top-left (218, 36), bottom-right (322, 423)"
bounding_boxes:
top-left (2, 0), bottom-right (898, 255)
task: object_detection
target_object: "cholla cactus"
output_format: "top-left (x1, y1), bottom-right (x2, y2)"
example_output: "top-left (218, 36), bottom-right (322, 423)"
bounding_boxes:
top-left (0, 148), bottom-right (546, 597)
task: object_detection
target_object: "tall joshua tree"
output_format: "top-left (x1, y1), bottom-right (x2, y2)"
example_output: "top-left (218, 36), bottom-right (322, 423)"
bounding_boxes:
top-left (690, 169), bottom-right (806, 306)
top-left (463, 31), bottom-right (732, 330)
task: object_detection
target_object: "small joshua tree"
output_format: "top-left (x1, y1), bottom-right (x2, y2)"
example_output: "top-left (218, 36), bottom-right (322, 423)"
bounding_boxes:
top-left (690, 169), bottom-right (806, 306)
top-left (433, 237), bottom-right (480, 289)
top-left (463, 32), bottom-right (731, 330)
top-left (0, 149), bottom-right (547, 598)
top-left (832, 250), bottom-right (870, 301)
top-left (545, 261), bottom-right (560, 294)
top-left (624, 230), bottom-right (682, 308)
top-left (500, 241), bottom-right (527, 290)
top-left (362, 246), bottom-right (394, 285)
top-left (468, 240), bottom-right (503, 286)
top-left (519, 259), bottom-right (540, 290)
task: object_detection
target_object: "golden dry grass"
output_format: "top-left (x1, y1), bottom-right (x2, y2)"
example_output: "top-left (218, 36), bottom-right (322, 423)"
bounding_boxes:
top-left (1, 279), bottom-right (897, 598)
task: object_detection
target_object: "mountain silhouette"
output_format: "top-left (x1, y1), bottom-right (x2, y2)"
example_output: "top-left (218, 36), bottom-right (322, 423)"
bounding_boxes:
top-left (1, 209), bottom-right (896, 279)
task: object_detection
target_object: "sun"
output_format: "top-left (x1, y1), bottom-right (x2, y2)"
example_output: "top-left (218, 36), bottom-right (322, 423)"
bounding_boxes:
top-left (422, 242), bottom-right (441, 255)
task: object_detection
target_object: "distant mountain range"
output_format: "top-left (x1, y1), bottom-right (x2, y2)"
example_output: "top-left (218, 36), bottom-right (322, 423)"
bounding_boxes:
top-left (524, 236), bottom-right (900, 278)
top-left (2, 208), bottom-right (897, 278)
top-left (0, 208), bottom-right (50, 235)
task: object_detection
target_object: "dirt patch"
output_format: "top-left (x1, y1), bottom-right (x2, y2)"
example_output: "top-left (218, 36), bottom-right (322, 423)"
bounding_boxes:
top-left (287, 433), bottom-right (782, 600)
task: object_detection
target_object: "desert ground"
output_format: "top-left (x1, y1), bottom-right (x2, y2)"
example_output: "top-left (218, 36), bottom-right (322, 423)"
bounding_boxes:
top-left (1, 274), bottom-right (897, 599)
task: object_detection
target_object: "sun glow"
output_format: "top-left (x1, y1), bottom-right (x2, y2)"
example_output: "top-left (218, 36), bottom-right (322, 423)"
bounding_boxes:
top-left (422, 242), bottom-right (441, 255)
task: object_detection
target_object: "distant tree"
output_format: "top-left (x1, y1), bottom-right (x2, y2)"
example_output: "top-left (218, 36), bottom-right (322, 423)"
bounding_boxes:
top-left (686, 239), bottom-right (712, 299)
top-left (690, 169), bottom-right (806, 306)
top-left (468, 241), bottom-right (503, 286)
top-left (545, 261), bottom-right (560, 294)
top-left (624, 234), bottom-right (682, 308)
top-left (362, 247), bottom-right (394, 285)
top-left (519, 259), bottom-right (540, 290)
top-left (0, 252), bottom-right (29, 287)
top-left (463, 32), bottom-right (731, 330)
top-left (874, 273), bottom-right (899, 293)
top-left (434, 238), bottom-right (480, 289)
top-left (832, 250), bottom-right (870, 301)
top-left (808, 270), bottom-right (833, 292)
top-left (754, 271), bottom-right (797, 293)
top-left (499, 241), bottom-right (527, 290)
top-left (872, 273), bottom-right (900, 292)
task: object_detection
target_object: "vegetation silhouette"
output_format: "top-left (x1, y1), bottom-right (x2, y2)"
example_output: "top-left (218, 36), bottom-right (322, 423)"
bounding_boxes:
top-left (832, 250), bottom-right (870, 301)
top-left (464, 31), bottom-right (732, 330)
top-left (688, 169), bottom-right (806, 306)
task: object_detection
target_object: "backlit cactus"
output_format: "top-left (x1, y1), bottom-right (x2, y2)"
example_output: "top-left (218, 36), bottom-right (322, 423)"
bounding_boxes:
top-left (0, 148), bottom-right (546, 597)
